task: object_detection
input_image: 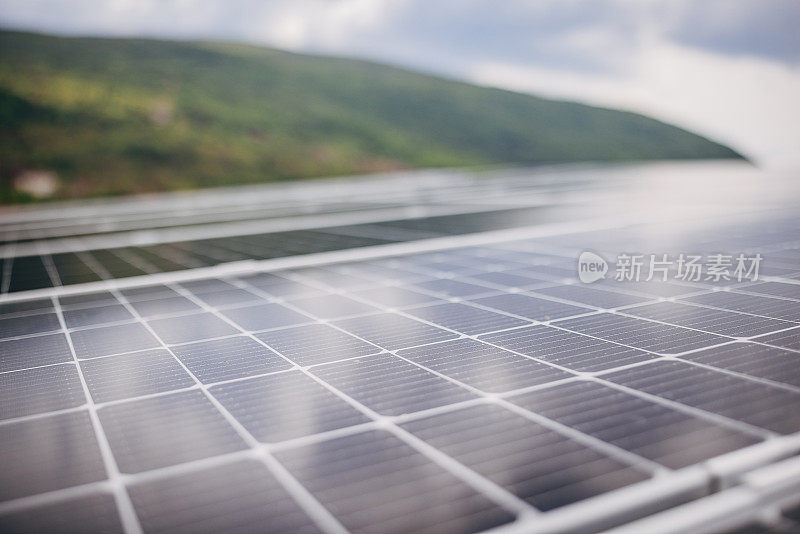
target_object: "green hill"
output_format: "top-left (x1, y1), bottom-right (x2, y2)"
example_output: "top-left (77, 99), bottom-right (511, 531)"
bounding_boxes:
top-left (0, 29), bottom-right (743, 202)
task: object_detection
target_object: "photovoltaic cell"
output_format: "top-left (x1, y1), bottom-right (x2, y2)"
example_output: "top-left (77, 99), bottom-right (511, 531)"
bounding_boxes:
top-left (620, 301), bottom-right (795, 338)
top-left (129, 297), bottom-right (200, 318)
top-left (289, 293), bottom-right (380, 319)
top-left (0, 298), bottom-right (53, 316)
top-left (554, 313), bottom-right (730, 355)
top-left (238, 273), bottom-right (320, 299)
top-left (60, 291), bottom-right (118, 309)
top-left (71, 322), bottom-right (161, 359)
top-left (0, 492), bottom-right (123, 534)
top-left (507, 265), bottom-right (574, 282)
top-left (210, 371), bottom-right (370, 443)
top-left (681, 291), bottom-right (800, 323)
top-left (338, 261), bottom-right (423, 282)
top-left (127, 459), bottom-right (321, 534)
top-left (171, 335), bottom-right (292, 383)
top-left (98, 390), bottom-right (247, 473)
top-left (743, 282), bottom-right (800, 301)
top-left (0, 364), bottom-right (85, 420)
top-left (352, 286), bottom-right (442, 308)
top-left (466, 270), bottom-right (548, 290)
top-left (0, 312), bottom-right (60, 339)
top-left (412, 278), bottom-right (497, 298)
top-left (0, 411), bottom-right (106, 501)
top-left (255, 323), bottom-right (381, 366)
top-left (681, 342), bottom-right (800, 388)
top-left (332, 312), bottom-right (459, 350)
top-left (532, 284), bottom-right (650, 309)
top-left (147, 312), bottom-right (238, 344)
top-left (0, 333), bottom-right (72, 372)
top-left (403, 302), bottom-right (531, 335)
top-left (508, 380), bottom-right (760, 469)
top-left (8, 256), bottom-right (52, 292)
top-left (192, 288), bottom-right (261, 308)
top-left (220, 303), bottom-right (311, 332)
top-left (398, 338), bottom-right (571, 393)
top-left (753, 326), bottom-right (800, 352)
top-left (275, 429), bottom-right (515, 534)
top-left (80, 349), bottom-right (195, 403)
top-left (178, 278), bottom-right (237, 294)
top-left (121, 285), bottom-right (181, 302)
top-left (63, 303), bottom-right (134, 328)
top-left (292, 267), bottom-right (375, 290)
top-left (479, 325), bottom-right (654, 372)
top-left (311, 354), bottom-right (475, 416)
top-left (49, 253), bottom-right (104, 285)
top-left (603, 360), bottom-right (800, 434)
top-left (470, 293), bottom-right (592, 322)
top-left (91, 250), bottom-right (147, 278)
top-left (596, 280), bottom-right (701, 298)
top-left (400, 403), bottom-right (649, 511)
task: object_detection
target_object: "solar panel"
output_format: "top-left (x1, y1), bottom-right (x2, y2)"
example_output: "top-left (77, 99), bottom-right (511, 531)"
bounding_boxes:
top-left (1, 163), bottom-right (799, 533)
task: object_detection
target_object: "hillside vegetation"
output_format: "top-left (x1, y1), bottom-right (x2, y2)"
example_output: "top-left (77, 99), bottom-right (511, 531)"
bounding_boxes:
top-left (0, 30), bottom-right (743, 202)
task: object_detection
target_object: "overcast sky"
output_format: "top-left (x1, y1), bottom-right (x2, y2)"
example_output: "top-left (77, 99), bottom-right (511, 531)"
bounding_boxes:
top-left (2, 0), bottom-right (799, 167)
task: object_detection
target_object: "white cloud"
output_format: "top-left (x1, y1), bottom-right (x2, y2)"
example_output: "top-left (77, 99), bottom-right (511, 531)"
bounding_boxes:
top-left (467, 43), bottom-right (800, 168)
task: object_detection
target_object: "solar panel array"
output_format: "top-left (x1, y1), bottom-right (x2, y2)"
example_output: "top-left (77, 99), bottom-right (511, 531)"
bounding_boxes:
top-left (1, 206), bottom-right (575, 294)
top-left (2, 163), bottom-right (800, 533)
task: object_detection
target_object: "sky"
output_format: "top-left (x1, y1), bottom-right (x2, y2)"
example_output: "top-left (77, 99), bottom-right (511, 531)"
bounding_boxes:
top-left (1, 0), bottom-right (799, 168)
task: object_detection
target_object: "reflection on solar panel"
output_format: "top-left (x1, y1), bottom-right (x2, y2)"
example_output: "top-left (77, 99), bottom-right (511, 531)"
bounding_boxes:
top-left (1, 162), bottom-right (800, 533)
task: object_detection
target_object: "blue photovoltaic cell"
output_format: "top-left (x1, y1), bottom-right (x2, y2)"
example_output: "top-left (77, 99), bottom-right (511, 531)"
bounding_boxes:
top-left (63, 304), bottom-right (134, 328)
top-left (332, 312), bottom-right (459, 350)
top-left (147, 312), bottom-right (239, 344)
top-left (98, 390), bottom-right (247, 473)
top-left (681, 291), bottom-right (800, 322)
top-left (255, 323), bottom-right (381, 366)
top-left (129, 297), bottom-right (200, 318)
top-left (275, 429), bottom-right (515, 534)
top-left (532, 284), bottom-right (650, 309)
top-left (554, 313), bottom-right (729, 355)
top-left (71, 322), bottom-right (161, 359)
top-left (470, 293), bottom-right (592, 322)
top-left (403, 302), bottom-right (531, 335)
top-left (210, 371), bottom-right (370, 443)
top-left (220, 303), bottom-right (311, 332)
top-left (0, 333), bottom-right (72, 372)
top-left (603, 360), bottom-right (800, 435)
top-left (398, 338), bottom-right (571, 393)
top-left (0, 411), bottom-right (107, 501)
top-left (171, 335), bottom-right (292, 383)
top-left (0, 364), bottom-right (85, 420)
top-left (0, 492), bottom-right (123, 533)
top-left (508, 380), bottom-right (760, 469)
top-left (289, 293), bottom-right (380, 319)
top-left (620, 301), bottom-right (795, 338)
top-left (401, 403), bottom-right (649, 511)
top-left (127, 459), bottom-right (321, 534)
top-left (681, 342), bottom-right (800, 388)
top-left (753, 326), bottom-right (800, 352)
top-left (0, 312), bottom-right (60, 338)
top-left (479, 325), bottom-right (654, 372)
top-left (80, 349), bottom-right (195, 403)
top-left (311, 354), bottom-right (476, 416)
